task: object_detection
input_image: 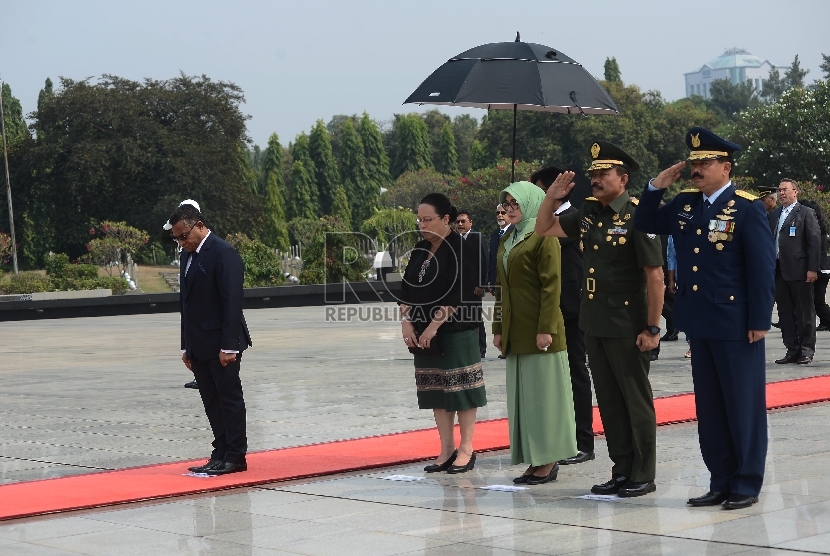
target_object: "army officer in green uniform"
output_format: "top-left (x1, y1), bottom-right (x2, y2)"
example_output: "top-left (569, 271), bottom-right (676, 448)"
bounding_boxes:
top-left (534, 141), bottom-right (664, 497)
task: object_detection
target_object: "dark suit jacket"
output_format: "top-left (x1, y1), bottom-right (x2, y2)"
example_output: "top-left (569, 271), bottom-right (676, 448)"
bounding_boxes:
top-left (180, 233), bottom-right (252, 360)
top-left (463, 230), bottom-right (489, 288)
top-left (488, 224), bottom-right (512, 287)
top-left (557, 206), bottom-right (583, 321)
top-left (768, 203), bottom-right (821, 281)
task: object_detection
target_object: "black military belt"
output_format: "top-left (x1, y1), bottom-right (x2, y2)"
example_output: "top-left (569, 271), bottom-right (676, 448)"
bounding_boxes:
top-left (585, 278), bottom-right (641, 294)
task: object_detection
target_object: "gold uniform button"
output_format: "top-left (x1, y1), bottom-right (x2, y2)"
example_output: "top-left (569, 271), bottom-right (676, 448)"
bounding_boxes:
top-left (692, 266), bottom-right (698, 272)
top-left (624, 301), bottom-right (629, 306)
top-left (593, 245), bottom-right (599, 250)
top-left (693, 285), bottom-right (698, 291)
top-left (597, 222), bottom-right (603, 228)
top-left (730, 295), bottom-right (735, 301)
top-left (606, 235), bottom-right (612, 242)
top-left (696, 229), bottom-right (702, 235)
top-left (588, 294), bottom-right (594, 299)
top-left (589, 268), bottom-right (595, 274)
top-left (694, 247), bottom-right (700, 253)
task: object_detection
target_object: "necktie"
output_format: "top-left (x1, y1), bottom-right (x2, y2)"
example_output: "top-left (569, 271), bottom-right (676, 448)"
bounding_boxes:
top-left (704, 199), bottom-right (711, 211)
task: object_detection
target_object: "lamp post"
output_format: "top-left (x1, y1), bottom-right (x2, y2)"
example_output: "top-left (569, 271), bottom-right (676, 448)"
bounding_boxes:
top-left (0, 82), bottom-right (19, 274)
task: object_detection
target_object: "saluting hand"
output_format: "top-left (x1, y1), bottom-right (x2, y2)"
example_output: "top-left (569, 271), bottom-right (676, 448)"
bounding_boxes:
top-left (545, 171), bottom-right (576, 201)
top-left (652, 161), bottom-right (687, 189)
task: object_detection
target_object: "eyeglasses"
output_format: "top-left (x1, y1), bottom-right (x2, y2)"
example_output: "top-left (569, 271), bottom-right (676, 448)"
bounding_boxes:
top-left (496, 210), bottom-right (507, 215)
top-left (172, 222), bottom-right (198, 243)
top-left (503, 200), bottom-right (520, 211)
top-left (416, 217), bottom-right (438, 225)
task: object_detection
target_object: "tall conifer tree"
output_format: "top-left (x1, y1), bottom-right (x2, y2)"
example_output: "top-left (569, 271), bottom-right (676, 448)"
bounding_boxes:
top-left (392, 114), bottom-right (432, 177)
top-left (437, 122), bottom-right (459, 175)
top-left (309, 120), bottom-right (341, 215)
top-left (261, 133), bottom-right (290, 250)
top-left (329, 184), bottom-right (353, 228)
top-left (339, 119), bottom-right (369, 229)
top-left (359, 112), bottom-right (391, 190)
top-left (287, 161), bottom-right (317, 221)
top-left (290, 133), bottom-right (320, 214)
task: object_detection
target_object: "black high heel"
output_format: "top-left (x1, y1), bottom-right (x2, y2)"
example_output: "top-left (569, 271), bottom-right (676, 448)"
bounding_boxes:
top-left (527, 463), bottom-right (559, 485)
top-left (447, 452), bottom-right (476, 474)
top-left (424, 450), bottom-right (457, 472)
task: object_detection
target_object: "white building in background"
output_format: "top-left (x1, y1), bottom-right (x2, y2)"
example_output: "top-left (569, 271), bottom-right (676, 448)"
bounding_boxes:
top-left (684, 48), bottom-right (785, 99)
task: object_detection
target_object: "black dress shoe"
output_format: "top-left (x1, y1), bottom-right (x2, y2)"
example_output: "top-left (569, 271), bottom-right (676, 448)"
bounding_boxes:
top-left (688, 491), bottom-right (729, 506)
top-left (188, 459), bottom-right (222, 473)
top-left (660, 330), bottom-right (679, 341)
top-left (618, 481), bottom-right (656, 498)
top-left (498, 355), bottom-right (506, 359)
top-left (184, 380), bottom-right (199, 389)
top-left (424, 450), bottom-right (457, 473)
top-left (649, 351), bottom-right (659, 361)
top-left (722, 493), bottom-right (758, 510)
top-left (206, 461), bottom-right (247, 475)
top-left (527, 463), bottom-right (559, 485)
top-left (771, 322), bottom-right (780, 329)
top-left (513, 474), bottom-right (531, 484)
top-left (796, 356), bottom-right (813, 364)
top-left (591, 475), bottom-right (628, 495)
top-left (817, 324), bottom-right (830, 332)
top-left (559, 451), bottom-right (595, 465)
top-left (447, 453), bottom-right (476, 474)
top-left (775, 354), bottom-right (799, 364)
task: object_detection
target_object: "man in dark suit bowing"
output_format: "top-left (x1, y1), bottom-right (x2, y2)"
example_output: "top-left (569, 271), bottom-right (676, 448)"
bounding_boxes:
top-left (768, 179), bottom-right (821, 364)
top-left (634, 127), bottom-right (775, 510)
top-left (456, 209), bottom-right (489, 358)
top-left (170, 203), bottom-right (252, 476)
top-left (487, 205), bottom-right (512, 359)
top-left (532, 165), bottom-right (594, 465)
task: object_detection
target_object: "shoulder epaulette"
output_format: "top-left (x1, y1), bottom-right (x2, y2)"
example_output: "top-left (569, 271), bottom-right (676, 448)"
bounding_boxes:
top-left (629, 197), bottom-right (639, 205)
top-left (679, 188), bottom-right (702, 194)
top-left (735, 190), bottom-right (758, 201)
top-left (585, 196), bottom-right (599, 202)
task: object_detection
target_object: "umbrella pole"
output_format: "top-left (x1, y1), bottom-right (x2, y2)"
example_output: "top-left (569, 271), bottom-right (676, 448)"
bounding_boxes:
top-left (511, 104), bottom-right (517, 183)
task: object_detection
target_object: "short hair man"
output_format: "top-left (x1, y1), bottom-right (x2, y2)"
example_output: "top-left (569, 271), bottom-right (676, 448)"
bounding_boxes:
top-left (634, 127), bottom-right (776, 510)
top-left (170, 203), bottom-right (253, 476)
top-left (536, 141), bottom-right (664, 498)
top-left (759, 187), bottom-right (777, 213)
top-left (531, 165), bottom-right (594, 465)
top-left (769, 178), bottom-right (821, 364)
top-left (456, 209), bottom-right (489, 359)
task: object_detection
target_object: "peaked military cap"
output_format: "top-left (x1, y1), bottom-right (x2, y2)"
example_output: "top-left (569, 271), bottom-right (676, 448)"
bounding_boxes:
top-left (686, 127), bottom-right (741, 161)
top-left (757, 185), bottom-right (777, 196)
top-left (587, 141), bottom-right (639, 173)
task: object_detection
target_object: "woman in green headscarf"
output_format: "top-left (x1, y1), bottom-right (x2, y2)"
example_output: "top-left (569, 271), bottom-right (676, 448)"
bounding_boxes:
top-left (493, 181), bottom-right (578, 485)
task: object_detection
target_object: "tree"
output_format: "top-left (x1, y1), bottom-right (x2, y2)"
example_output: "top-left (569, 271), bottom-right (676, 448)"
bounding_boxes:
top-left (261, 133), bottom-right (284, 185)
top-left (0, 232), bottom-right (13, 266)
top-left (14, 74), bottom-right (263, 263)
top-left (290, 133), bottom-right (320, 215)
top-left (329, 184), bottom-right (352, 227)
top-left (422, 109), bottom-right (451, 168)
top-left (287, 161), bottom-right (317, 221)
top-left (821, 53), bottom-right (830, 79)
top-left (360, 207), bottom-right (418, 271)
top-left (392, 114), bottom-right (432, 177)
top-left (225, 233), bottom-right (284, 287)
top-left (451, 114), bottom-right (479, 174)
top-left (469, 139), bottom-right (491, 170)
top-left (309, 120), bottom-right (341, 215)
top-left (339, 119), bottom-right (370, 228)
top-left (784, 54), bottom-right (809, 88)
top-left (1, 83), bottom-right (27, 144)
top-left (85, 221), bottom-right (149, 277)
top-left (708, 78), bottom-right (760, 121)
top-left (37, 77), bottom-right (54, 112)
top-left (298, 216), bottom-right (370, 285)
top-left (604, 57), bottom-right (622, 83)
top-left (732, 79), bottom-right (830, 187)
top-left (262, 172), bottom-right (290, 250)
top-left (761, 67), bottom-right (788, 102)
top-left (359, 112), bottom-right (392, 190)
top-left (437, 122), bottom-right (459, 175)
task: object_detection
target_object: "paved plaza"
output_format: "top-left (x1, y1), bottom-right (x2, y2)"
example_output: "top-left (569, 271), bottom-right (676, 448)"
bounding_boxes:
top-left (1, 302), bottom-right (830, 554)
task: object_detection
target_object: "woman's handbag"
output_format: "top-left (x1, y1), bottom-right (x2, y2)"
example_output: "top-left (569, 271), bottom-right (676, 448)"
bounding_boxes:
top-left (408, 334), bottom-right (444, 356)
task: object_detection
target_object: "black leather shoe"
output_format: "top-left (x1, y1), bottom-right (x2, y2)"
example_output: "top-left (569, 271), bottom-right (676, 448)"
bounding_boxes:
top-left (649, 351), bottom-right (659, 361)
top-left (817, 324), bottom-right (830, 332)
top-left (206, 461), bottom-right (247, 475)
top-left (184, 380), bottom-right (199, 389)
top-left (796, 356), bottom-right (813, 364)
top-left (775, 354), bottom-right (799, 364)
top-left (513, 474), bottom-right (531, 484)
top-left (688, 491), bottom-right (729, 506)
top-left (722, 493), bottom-right (758, 510)
top-left (660, 330), bottom-right (679, 341)
top-left (618, 481), bottom-right (656, 498)
top-left (527, 463), bottom-right (559, 485)
top-left (498, 355), bottom-right (506, 359)
top-left (591, 475), bottom-right (628, 495)
top-left (447, 453), bottom-right (476, 474)
top-left (188, 459), bottom-right (222, 473)
top-left (559, 451), bottom-right (595, 465)
top-left (771, 322), bottom-right (780, 329)
top-left (480, 352), bottom-right (487, 359)
top-left (424, 450), bottom-right (457, 473)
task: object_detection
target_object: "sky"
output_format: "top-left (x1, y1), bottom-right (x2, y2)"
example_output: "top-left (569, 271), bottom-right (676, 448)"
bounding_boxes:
top-left (2, 0), bottom-right (829, 148)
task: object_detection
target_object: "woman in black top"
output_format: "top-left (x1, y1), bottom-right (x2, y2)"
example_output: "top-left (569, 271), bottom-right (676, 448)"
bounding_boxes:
top-left (399, 193), bottom-right (486, 474)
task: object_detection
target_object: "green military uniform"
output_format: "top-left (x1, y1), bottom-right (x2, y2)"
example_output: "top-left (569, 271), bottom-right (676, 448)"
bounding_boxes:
top-left (558, 142), bottom-right (663, 484)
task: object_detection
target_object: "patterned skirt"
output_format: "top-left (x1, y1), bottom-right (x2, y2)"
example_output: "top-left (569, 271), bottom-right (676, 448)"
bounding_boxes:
top-left (414, 328), bottom-right (487, 411)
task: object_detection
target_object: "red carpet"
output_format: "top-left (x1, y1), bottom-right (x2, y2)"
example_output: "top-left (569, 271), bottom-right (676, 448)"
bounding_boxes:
top-left (2, 374), bottom-right (830, 521)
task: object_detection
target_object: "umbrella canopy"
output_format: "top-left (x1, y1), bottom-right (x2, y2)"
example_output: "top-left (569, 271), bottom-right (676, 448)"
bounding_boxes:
top-left (404, 37), bottom-right (619, 115)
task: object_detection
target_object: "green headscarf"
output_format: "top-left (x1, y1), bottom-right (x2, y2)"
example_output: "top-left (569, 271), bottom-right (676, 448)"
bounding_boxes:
top-left (500, 181), bottom-right (545, 266)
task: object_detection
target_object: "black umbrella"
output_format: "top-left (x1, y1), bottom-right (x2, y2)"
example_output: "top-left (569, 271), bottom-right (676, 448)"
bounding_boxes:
top-left (404, 33), bottom-right (620, 182)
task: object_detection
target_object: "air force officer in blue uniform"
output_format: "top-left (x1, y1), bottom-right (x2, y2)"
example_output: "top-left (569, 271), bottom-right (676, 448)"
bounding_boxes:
top-left (633, 128), bottom-right (775, 510)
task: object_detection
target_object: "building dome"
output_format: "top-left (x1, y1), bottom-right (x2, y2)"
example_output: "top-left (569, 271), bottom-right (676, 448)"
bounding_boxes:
top-left (684, 48), bottom-right (782, 100)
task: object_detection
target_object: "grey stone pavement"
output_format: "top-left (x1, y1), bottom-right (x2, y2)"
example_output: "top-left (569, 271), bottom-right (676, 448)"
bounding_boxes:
top-left (1, 302), bottom-right (830, 554)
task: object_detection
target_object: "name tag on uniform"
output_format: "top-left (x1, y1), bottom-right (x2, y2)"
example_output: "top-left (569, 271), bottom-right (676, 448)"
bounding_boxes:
top-left (789, 226), bottom-right (796, 237)
top-left (608, 227), bottom-right (627, 235)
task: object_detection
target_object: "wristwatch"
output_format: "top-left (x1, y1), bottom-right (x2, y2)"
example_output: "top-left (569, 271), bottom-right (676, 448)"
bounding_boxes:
top-left (646, 325), bottom-right (661, 335)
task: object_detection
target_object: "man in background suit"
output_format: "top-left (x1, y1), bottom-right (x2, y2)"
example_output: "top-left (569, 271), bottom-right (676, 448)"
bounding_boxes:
top-left (170, 203), bottom-right (253, 476)
top-left (456, 209), bottom-right (489, 358)
top-left (768, 179), bottom-right (821, 364)
top-left (532, 165), bottom-right (594, 465)
top-left (488, 205), bottom-right (512, 359)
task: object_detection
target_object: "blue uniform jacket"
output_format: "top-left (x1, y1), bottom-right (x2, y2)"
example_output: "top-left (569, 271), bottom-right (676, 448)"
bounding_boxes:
top-left (633, 185), bottom-right (775, 341)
